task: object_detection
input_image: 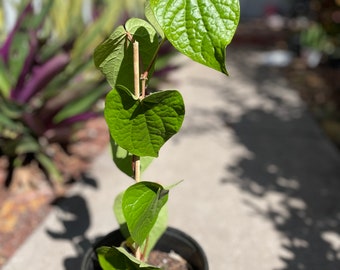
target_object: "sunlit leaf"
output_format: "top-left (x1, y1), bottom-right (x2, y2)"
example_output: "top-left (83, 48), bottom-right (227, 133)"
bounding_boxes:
top-left (149, 0), bottom-right (240, 74)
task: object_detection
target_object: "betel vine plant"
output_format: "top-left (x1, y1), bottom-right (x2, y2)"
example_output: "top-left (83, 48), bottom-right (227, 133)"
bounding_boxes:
top-left (93, 0), bottom-right (240, 269)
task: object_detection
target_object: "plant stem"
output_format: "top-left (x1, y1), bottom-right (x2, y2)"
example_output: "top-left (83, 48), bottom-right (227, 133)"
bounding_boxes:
top-left (133, 40), bottom-right (140, 98)
top-left (141, 236), bottom-right (149, 261)
top-left (145, 38), bottom-right (166, 76)
top-left (135, 246), bottom-right (142, 261)
top-left (141, 72), bottom-right (147, 99)
top-left (132, 39), bottom-right (141, 182)
top-left (133, 156), bottom-right (141, 183)
top-left (139, 38), bottom-right (166, 98)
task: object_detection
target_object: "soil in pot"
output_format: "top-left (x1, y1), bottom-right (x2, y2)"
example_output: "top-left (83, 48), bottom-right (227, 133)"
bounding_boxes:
top-left (148, 250), bottom-right (192, 270)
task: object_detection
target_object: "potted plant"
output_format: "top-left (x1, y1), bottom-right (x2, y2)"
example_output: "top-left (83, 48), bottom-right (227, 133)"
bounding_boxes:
top-left (82, 0), bottom-right (240, 269)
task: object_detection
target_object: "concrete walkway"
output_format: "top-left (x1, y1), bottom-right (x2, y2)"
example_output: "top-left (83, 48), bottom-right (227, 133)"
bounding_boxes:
top-left (3, 46), bottom-right (340, 270)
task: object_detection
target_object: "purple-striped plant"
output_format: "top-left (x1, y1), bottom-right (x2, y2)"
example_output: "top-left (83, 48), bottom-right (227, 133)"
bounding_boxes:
top-left (0, 0), bottom-right (135, 187)
top-left (0, 0), bottom-right (179, 188)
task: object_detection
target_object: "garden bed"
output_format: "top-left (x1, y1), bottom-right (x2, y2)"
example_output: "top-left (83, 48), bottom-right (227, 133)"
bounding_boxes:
top-left (0, 117), bottom-right (109, 267)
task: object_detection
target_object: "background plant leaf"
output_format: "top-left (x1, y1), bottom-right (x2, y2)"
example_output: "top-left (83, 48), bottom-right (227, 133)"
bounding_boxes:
top-left (52, 82), bottom-right (107, 123)
top-left (0, 60), bottom-right (11, 97)
top-left (149, 0), bottom-right (240, 74)
top-left (104, 86), bottom-right (184, 157)
top-left (9, 33), bottom-right (30, 82)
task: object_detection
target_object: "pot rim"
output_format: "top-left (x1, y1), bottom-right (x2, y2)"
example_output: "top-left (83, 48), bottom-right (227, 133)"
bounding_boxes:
top-left (81, 226), bottom-right (209, 270)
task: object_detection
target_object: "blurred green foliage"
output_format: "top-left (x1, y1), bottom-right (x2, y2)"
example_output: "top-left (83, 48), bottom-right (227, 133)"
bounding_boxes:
top-left (300, 0), bottom-right (340, 61)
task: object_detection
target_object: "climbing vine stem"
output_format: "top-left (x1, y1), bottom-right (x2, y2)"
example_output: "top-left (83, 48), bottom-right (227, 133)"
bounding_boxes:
top-left (132, 37), bottom-right (141, 183)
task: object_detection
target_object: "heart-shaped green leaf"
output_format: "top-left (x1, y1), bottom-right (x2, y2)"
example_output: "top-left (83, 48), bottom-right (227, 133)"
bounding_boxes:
top-left (141, 204), bottom-right (168, 257)
top-left (145, 0), bottom-right (165, 39)
top-left (122, 181), bottom-right (169, 246)
top-left (148, 0), bottom-right (240, 74)
top-left (114, 191), bottom-right (168, 257)
top-left (113, 192), bottom-right (130, 240)
top-left (94, 18), bottom-right (159, 91)
top-left (104, 86), bottom-right (184, 157)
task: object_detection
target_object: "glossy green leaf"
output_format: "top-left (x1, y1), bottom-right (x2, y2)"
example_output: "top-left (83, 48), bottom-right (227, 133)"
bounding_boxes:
top-left (114, 191), bottom-right (168, 257)
top-left (113, 192), bottom-right (130, 239)
top-left (104, 86), bottom-right (184, 157)
top-left (122, 181), bottom-right (169, 246)
top-left (149, 0), bottom-right (240, 74)
top-left (145, 0), bottom-right (165, 39)
top-left (110, 137), bottom-right (154, 177)
top-left (97, 247), bottom-right (116, 270)
top-left (93, 18), bottom-right (159, 91)
top-left (93, 25), bottom-right (126, 86)
top-left (97, 246), bottom-right (161, 270)
top-left (141, 205), bottom-right (168, 257)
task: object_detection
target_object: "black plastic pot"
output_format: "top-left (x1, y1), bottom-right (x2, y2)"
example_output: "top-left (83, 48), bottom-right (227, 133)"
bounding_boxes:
top-left (81, 227), bottom-right (209, 270)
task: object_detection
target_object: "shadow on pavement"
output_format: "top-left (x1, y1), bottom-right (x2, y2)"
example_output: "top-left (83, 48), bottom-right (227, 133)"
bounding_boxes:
top-left (223, 109), bottom-right (340, 270)
top-left (45, 176), bottom-right (102, 270)
top-left (220, 47), bottom-right (340, 269)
